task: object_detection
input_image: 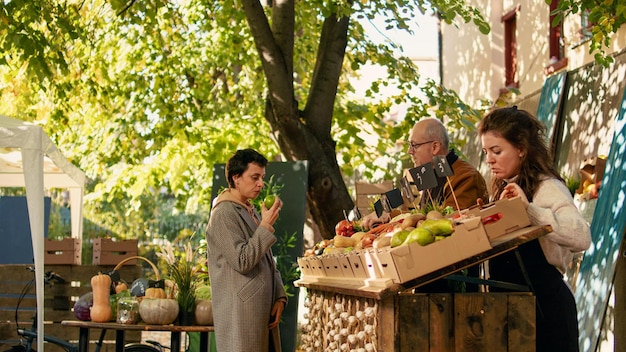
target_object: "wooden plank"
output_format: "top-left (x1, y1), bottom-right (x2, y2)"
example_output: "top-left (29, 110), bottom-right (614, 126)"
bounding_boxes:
top-left (454, 293), bottom-right (507, 352)
top-left (397, 293), bottom-right (429, 350)
top-left (93, 239), bottom-right (139, 265)
top-left (93, 250), bottom-right (139, 266)
top-left (355, 181), bottom-right (394, 195)
top-left (507, 293), bottom-right (536, 352)
top-left (355, 181), bottom-right (394, 216)
top-left (428, 294), bottom-right (454, 352)
top-left (378, 295), bottom-right (396, 351)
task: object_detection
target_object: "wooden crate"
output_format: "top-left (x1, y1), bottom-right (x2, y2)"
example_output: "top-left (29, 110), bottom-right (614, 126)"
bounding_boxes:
top-left (355, 181), bottom-right (394, 216)
top-left (301, 289), bottom-right (536, 351)
top-left (92, 238), bottom-right (138, 265)
top-left (0, 264), bottom-right (143, 352)
top-left (45, 238), bottom-right (82, 265)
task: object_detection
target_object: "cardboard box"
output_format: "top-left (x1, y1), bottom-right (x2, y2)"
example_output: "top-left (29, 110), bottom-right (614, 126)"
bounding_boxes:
top-left (360, 248), bottom-right (385, 279)
top-left (44, 238), bottom-right (81, 265)
top-left (320, 255), bottom-right (345, 277)
top-left (92, 238), bottom-right (138, 265)
top-left (297, 257), bottom-right (314, 276)
top-left (307, 256), bottom-right (326, 277)
top-left (372, 217), bottom-right (492, 284)
top-left (297, 198), bottom-right (532, 284)
top-left (464, 196), bottom-right (531, 240)
top-left (336, 254), bottom-right (355, 278)
top-left (347, 253), bottom-right (368, 278)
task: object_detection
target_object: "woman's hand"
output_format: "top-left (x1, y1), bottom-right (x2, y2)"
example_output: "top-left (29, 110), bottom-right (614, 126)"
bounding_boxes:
top-left (268, 300), bottom-right (285, 330)
top-left (261, 196), bottom-right (283, 226)
top-left (500, 183), bottom-right (529, 208)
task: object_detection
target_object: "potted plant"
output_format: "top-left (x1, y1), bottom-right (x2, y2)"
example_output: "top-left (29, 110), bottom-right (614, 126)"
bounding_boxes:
top-left (157, 242), bottom-right (200, 325)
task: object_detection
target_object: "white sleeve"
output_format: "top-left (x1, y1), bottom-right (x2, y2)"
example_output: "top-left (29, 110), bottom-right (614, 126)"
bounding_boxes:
top-left (527, 178), bottom-right (591, 253)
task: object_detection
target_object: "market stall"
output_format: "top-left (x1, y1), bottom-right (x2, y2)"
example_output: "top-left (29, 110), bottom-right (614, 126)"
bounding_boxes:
top-left (296, 197), bottom-right (550, 351)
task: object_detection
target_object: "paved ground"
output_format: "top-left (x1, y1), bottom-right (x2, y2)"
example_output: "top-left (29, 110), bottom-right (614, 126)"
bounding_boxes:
top-left (139, 331), bottom-right (190, 351)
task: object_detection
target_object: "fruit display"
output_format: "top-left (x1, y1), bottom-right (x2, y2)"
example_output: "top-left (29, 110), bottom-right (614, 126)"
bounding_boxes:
top-left (335, 219), bottom-right (357, 237)
top-left (304, 209), bottom-right (456, 257)
top-left (297, 197), bottom-right (534, 287)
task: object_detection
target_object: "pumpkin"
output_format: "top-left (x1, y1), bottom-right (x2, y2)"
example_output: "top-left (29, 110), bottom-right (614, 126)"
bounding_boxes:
top-left (115, 281), bottom-right (129, 294)
top-left (145, 287), bottom-right (167, 299)
top-left (144, 278), bottom-right (167, 299)
top-left (139, 298), bottom-right (179, 325)
top-left (194, 299), bottom-right (213, 326)
top-left (90, 273), bottom-right (113, 322)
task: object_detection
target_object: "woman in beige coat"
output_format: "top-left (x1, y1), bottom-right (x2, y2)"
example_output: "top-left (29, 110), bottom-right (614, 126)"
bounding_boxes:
top-left (205, 149), bottom-right (287, 352)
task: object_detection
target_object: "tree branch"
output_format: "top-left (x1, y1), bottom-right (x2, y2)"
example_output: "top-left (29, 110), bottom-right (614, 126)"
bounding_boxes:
top-left (241, 0), bottom-right (293, 113)
top-left (305, 13), bottom-right (349, 138)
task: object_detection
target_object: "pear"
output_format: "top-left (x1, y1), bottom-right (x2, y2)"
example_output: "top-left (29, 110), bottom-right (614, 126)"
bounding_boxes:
top-left (405, 227), bottom-right (435, 246)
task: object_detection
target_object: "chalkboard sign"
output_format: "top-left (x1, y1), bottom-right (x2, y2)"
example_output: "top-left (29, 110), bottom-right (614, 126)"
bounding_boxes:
top-left (575, 92), bottom-right (626, 352)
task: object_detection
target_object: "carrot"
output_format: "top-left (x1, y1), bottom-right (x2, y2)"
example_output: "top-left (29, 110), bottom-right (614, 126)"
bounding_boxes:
top-left (366, 222), bottom-right (396, 235)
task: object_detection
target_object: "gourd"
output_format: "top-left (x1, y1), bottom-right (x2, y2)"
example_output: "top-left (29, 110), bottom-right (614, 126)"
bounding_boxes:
top-left (194, 299), bottom-right (214, 326)
top-left (115, 281), bottom-right (129, 294)
top-left (139, 298), bottom-right (179, 325)
top-left (90, 273), bottom-right (113, 322)
top-left (145, 287), bottom-right (167, 299)
top-left (144, 278), bottom-right (167, 299)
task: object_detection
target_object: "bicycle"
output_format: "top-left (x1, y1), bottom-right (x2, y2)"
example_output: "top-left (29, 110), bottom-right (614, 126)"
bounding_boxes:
top-left (3, 267), bottom-right (167, 352)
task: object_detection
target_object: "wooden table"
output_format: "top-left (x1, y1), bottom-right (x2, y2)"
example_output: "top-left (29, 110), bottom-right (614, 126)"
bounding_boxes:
top-left (61, 320), bottom-right (214, 352)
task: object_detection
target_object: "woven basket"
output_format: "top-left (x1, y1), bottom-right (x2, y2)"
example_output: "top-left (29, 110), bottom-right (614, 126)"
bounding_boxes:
top-left (109, 255), bottom-right (170, 299)
top-left (113, 255), bottom-right (161, 280)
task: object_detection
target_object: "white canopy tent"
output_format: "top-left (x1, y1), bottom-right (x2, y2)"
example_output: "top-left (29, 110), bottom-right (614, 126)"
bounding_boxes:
top-left (0, 115), bottom-right (85, 351)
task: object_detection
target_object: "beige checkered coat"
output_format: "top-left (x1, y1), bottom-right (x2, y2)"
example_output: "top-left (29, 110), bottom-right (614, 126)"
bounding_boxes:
top-left (206, 195), bottom-right (286, 352)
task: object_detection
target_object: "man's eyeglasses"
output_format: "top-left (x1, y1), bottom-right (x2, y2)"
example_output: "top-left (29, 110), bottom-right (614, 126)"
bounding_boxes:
top-left (408, 140), bottom-right (435, 151)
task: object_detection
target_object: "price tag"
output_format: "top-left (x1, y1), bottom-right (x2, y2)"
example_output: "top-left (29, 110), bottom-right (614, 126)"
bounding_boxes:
top-left (408, 162), bottom-right (438, 190)
top-left (384, 188), bottom-right (404, 209)
top-left (351, 205), bottom-right (362, 220)
top-left (400, 176), bottom-right (415, 202)
top-left (374, 199), bottom-right (384, 217)
top-left (433, 155), bottom-right (454, 177)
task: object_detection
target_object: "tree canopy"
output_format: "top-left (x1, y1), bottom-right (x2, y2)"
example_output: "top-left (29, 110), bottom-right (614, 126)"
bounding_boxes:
top-left (0, 0), bottom-right (619, 240)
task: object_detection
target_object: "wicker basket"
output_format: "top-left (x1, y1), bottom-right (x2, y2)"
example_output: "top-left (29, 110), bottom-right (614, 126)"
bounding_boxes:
top-left (113, 255), bottom-right (161, 280)
top-left (108, 256), bottom-right (168, 297)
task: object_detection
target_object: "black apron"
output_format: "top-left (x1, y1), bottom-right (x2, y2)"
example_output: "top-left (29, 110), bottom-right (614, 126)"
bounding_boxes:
top-left (489, 238), bottom-right (579, 352)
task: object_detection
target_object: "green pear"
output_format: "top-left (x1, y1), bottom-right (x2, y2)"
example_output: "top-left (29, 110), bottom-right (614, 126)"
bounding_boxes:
top-left (405, 227), bottom-right (435, 246)
top-left (420, 219), bottom-right (454, 236)
top-left (391, 230), bottom-right (410, 247)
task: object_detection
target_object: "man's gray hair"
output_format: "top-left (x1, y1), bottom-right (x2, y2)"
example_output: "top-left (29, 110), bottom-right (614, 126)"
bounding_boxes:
top-left (422, 118), bottom-right (450, 151)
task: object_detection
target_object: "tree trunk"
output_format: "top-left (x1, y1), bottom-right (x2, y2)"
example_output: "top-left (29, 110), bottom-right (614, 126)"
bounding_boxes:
top-left (242, 0), bottom-right (354, 238)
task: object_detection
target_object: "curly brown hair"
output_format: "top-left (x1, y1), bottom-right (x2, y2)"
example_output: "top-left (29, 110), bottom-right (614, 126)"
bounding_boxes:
top-left (477, 106), bottom-right (563, 201)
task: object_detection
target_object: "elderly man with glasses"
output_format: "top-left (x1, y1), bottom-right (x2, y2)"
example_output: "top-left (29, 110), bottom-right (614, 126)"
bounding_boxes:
top-left (361, 118), bottom-right (488, 292)
top-left (363, 118), bottom-right (488, 228)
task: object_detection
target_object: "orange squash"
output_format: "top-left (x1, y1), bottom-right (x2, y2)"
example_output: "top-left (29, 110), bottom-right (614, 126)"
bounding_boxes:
top-left (90, 273), bottom-right (113, 322)
top-left (115, 281), bottom-right (129, 294)
top-left (145, 287), bottom-right (167, 299)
